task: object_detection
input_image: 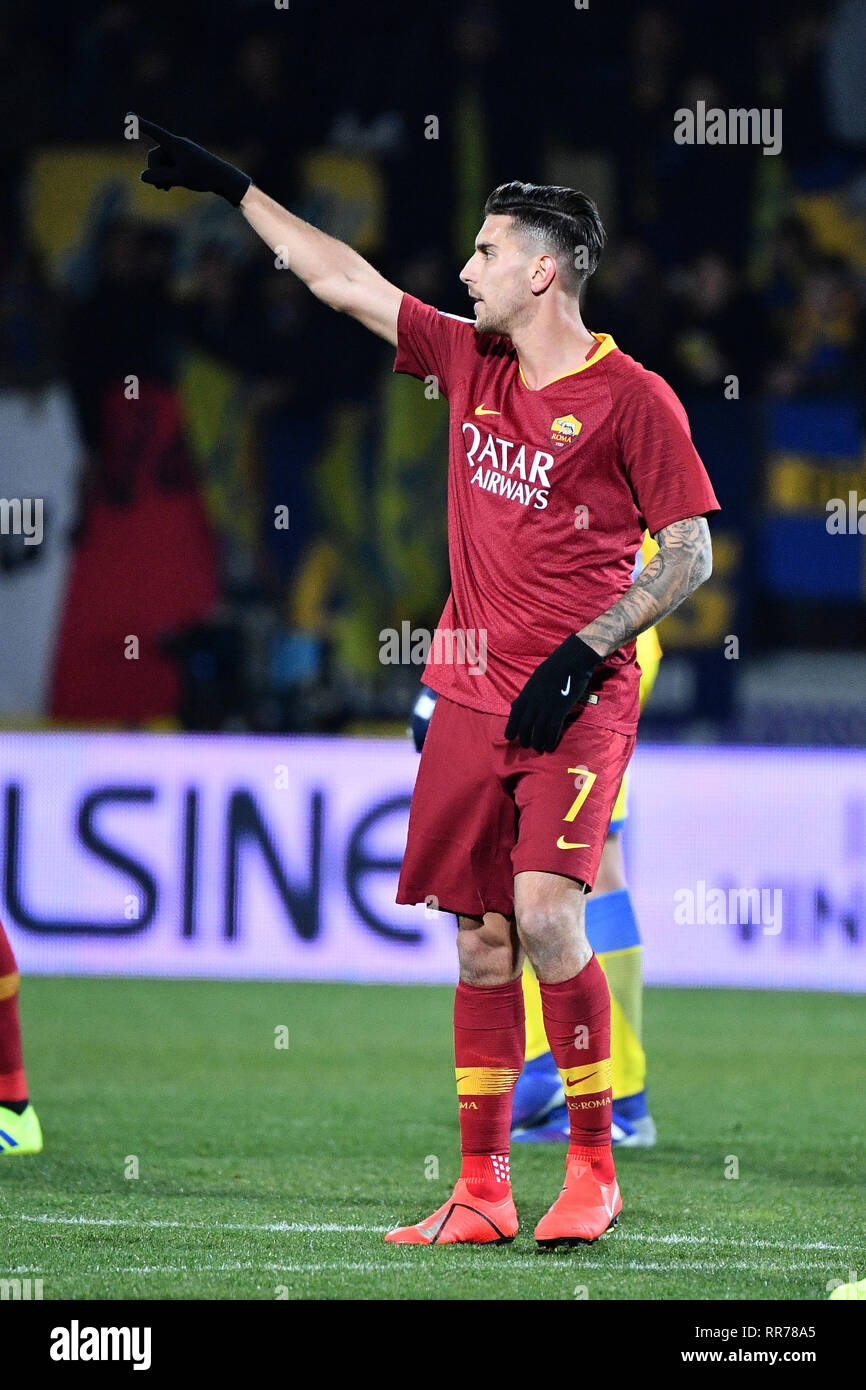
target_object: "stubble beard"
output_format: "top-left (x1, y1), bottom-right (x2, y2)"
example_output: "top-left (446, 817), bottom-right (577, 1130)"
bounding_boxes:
top-left (474, 290), bottom-right (530, 341)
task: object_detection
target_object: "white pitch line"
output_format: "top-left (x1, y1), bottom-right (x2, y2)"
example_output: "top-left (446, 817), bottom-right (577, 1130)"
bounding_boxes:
top-left (612, 1232), bottom-right (856, 1252)
top-left (7, 1259), bottom-right (833, 1277)
top-left (9, 1262), bottom-right (408, 1277)
top-left (0, 1214), bottom-right (383, 1233)
top-left (0, 1212), bottom-right (857, 1253)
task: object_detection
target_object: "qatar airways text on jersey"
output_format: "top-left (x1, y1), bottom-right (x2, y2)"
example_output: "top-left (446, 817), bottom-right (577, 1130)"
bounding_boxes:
top-left (462, 421), bottom-right (556, 509)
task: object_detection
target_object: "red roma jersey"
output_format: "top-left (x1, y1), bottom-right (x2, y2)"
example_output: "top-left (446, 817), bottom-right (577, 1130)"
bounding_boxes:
top-left (394, 293), bottom-right (721, 734)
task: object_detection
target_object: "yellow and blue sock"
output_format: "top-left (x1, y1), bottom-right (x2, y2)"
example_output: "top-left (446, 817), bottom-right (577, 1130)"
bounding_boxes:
top-left (590, 889), bottom-right (647, 1117)
top-left (521, 888), bottom-right (647, 1112)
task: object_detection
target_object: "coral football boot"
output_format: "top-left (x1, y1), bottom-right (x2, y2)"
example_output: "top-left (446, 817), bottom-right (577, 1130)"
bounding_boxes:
top-left (535, 1154), bottom-right (622, 1248)
top-left (385, 1179), bottom-right (517, 1245)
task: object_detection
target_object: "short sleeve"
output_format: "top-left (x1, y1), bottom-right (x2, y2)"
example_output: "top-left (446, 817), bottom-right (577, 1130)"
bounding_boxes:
top-left (614, 370), bottom-right (721, 535)
top-left (393, 293), bottom-right (478, 400)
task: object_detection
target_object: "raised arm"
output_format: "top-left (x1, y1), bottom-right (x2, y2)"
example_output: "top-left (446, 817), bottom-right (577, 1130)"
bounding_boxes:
top-left (132, 116), bottom-right (402, 345)
top-left (239, 185), bottom-right (401, 345)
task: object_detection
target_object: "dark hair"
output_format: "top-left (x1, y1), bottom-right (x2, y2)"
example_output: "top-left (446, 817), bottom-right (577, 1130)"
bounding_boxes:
top-left (483, 182), bottom-right (606, 295)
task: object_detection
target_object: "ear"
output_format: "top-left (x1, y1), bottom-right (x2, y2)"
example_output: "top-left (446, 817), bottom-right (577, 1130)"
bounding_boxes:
top-left (530, 254), bottom-right (557, 296)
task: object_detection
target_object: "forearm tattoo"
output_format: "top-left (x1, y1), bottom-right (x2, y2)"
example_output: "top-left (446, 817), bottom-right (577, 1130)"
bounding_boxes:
top-left (578, 516), bottom-right (713, 659)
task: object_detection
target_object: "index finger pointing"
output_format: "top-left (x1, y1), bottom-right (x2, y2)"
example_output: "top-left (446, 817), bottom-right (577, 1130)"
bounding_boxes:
top-left (134, 116), bottom-right (175, 145)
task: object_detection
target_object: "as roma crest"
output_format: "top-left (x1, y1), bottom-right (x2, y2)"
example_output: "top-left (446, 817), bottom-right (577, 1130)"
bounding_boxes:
top-left (550, 414), bottom-right (582, 449)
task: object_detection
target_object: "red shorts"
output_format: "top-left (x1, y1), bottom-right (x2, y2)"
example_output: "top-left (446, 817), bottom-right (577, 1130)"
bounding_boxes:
top-left (396, 694), bottom-right (636, 919)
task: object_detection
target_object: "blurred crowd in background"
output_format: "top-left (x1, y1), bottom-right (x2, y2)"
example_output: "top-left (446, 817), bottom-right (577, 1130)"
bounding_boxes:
top-left (1, 0), bottom-right (865, 740)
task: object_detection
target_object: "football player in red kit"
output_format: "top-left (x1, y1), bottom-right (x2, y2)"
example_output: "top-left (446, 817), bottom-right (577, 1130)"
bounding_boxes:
top-left (135, 120), bottom-right (719, 1246)
top-left (0, 916), bottom-right (42, 1154)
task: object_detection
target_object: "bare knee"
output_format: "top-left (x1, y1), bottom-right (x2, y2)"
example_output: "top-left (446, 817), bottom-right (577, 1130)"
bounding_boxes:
top-left (514, 873), bottom-right (589, 982)
top-left (516, 904), bottom-right (563, 964)
top-left (457, 913), bottom-right (520, 987)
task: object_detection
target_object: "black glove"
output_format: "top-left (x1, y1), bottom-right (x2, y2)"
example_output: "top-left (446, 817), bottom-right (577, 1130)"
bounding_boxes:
top-left (133, 116), bottom-right (251, 207)
top-left (505, 635), bottom-right (602, 753)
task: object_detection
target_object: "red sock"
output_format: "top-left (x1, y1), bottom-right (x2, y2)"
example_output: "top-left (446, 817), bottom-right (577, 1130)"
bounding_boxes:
top-left (454, 978), bottom-right (524, 1200)
top-left (539, 955), bottom-right (614, 1182)
top-left (0, 919), bottom-right (27, 1104)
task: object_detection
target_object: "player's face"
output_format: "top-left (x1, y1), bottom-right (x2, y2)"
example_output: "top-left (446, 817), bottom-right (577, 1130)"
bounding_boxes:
top-left (460, 215), bottom-right (536, 336)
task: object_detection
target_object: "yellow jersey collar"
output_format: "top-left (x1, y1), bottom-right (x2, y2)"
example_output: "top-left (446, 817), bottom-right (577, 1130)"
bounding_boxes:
top-left (518, 333), bottom-right (618, 390)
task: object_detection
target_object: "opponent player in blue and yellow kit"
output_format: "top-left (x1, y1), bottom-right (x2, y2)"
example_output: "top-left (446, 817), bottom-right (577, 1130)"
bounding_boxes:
top-left (136, 122), bottom-right (720, 1246)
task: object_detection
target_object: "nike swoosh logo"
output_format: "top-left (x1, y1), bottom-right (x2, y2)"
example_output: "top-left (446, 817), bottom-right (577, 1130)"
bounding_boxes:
top-left (565, 1070), bottom-right (598, 1088)
top-left (602, 1183), bottom-right (620, 1221)
top-left (474, 405), bottom-right (501, 416)
top-left (560, 676), bottom-right (571, 697)
top-left (418, 1212), bottom-right (448, 1241)
top-left (556, 836), bottom-right (590, 850)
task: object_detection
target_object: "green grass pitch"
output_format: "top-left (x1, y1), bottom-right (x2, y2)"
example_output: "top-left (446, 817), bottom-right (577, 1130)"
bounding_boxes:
top-left (0, 977), bottom-right (862, 1300)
